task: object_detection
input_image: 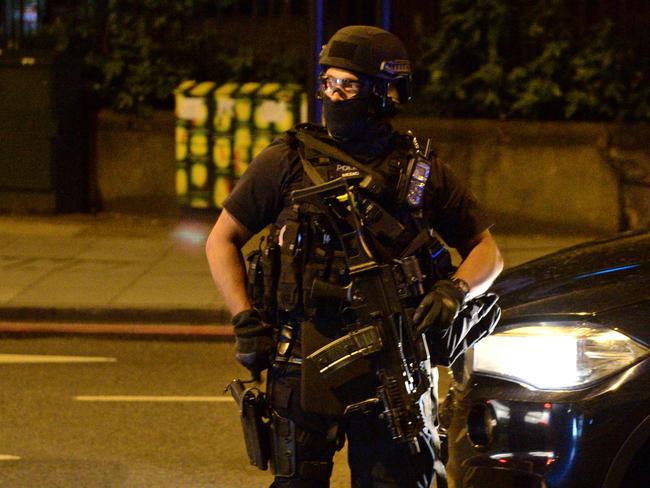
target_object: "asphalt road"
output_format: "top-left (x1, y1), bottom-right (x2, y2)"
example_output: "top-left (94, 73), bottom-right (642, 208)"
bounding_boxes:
top-left (0, 334), bottom-right (352, 488)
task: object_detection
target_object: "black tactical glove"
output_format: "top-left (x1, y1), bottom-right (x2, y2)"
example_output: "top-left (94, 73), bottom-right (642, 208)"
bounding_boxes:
top-left (231, 308), bottom-right (276, 376)
top-left (412, 279), bottom-right (468, 336)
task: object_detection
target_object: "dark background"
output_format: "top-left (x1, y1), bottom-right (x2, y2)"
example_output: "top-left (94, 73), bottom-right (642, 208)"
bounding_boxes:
top-left (2, 0), bottom-right (648, 120)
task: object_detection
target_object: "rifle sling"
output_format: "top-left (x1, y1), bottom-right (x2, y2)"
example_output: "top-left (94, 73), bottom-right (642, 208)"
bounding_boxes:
top-left (297, 131), bottom-right (419, 262)
top-left (297, 147), bottom-right (326, 185)
top-left (296, 131), bottom-right (385, 184)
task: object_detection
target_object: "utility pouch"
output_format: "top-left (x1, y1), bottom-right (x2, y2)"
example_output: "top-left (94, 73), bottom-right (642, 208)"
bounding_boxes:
top-left (362, 199), bottom-right (406, 242)
top-left (301, 247), bottom-right (329, 315)
top-left (227, 379), bottom-right (271, 470)
top-left (277, 220), bottom-right (302, 312)
top-left (270, 412), bottom-right (296, 477)
top-left (246, 247), bottom-right (265, 310)
top-left (261, 236), bottom-right (280, 313)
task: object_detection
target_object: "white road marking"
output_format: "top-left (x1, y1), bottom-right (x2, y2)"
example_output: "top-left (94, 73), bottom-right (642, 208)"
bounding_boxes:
top-left (0, 455), bottom-right (21, 461)
top-left (74, 395), bottom-right (234, 402)
top-left (0, 354), bottom-right (116, 364)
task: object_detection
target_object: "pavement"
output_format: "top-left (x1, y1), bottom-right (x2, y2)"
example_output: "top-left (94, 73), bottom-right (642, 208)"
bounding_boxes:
top-left (0, 211), bottom-right (600, 337)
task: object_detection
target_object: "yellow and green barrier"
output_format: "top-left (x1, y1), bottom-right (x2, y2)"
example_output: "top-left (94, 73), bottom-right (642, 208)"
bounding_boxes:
top-left (175, 81), bottom-right (307, 210)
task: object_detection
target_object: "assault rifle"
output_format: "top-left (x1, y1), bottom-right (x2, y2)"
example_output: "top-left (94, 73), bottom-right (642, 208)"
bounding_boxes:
top-left (292, 177), bottom-right (431, 453)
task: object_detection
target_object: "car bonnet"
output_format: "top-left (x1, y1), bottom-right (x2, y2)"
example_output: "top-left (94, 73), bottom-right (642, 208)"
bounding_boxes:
top-left (492, 231), bottom-right (650, 343)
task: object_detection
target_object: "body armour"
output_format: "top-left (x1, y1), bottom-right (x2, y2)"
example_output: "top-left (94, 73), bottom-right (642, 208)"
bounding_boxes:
top-left (246, 124), bottom-right (453, 417)
top-left (247, 123), bottom-right (452, 326)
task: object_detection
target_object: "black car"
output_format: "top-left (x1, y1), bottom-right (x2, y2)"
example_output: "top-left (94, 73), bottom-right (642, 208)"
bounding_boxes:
top-left (441, 230), bottom-right (650, 488)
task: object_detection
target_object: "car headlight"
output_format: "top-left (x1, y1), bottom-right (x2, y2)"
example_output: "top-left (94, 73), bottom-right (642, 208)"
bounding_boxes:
top-left (468, 322), bottom-right (649, 390)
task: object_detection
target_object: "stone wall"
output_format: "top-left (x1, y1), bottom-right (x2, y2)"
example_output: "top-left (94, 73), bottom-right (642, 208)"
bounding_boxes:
top-left (94, 110), bottom-right (178, 216)
top-left (394, 118), bottom-right (650, 234)
top-left (94, 110), bottom-right (650, 233)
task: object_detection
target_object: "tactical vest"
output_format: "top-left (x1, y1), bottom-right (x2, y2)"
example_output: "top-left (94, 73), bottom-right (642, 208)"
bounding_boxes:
top-left (246, 123), bottom-right (453, 330)
top-left (245, 123), bottom-right (457, 417)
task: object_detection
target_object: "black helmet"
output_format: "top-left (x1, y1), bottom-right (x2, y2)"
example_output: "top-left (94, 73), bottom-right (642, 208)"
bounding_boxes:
top-left (320, 25), bottom-right (412, 107)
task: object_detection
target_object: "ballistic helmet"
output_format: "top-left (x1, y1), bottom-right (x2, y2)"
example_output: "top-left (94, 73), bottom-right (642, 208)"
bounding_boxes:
top-left (319, 25), bottom-right (412, 106)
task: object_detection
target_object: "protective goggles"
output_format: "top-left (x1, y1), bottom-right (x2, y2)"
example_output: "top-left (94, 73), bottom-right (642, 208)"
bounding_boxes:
top-left (319, 75), bottom-right (365, 99)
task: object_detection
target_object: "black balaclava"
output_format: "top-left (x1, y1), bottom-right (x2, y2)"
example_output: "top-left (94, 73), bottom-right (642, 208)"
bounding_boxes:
top-left (322, 95), bottom-right (371, 142)
top-left (322, 85), bottom-right (395, 161)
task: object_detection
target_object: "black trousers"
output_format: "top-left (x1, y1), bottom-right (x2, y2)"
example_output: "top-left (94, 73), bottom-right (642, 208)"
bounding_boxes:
top-left (268, 363), bottom-right (435, 488)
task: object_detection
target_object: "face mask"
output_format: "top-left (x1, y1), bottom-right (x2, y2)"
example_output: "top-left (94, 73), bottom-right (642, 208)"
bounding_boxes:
top-left (322, 96), bottom-right (371, 142)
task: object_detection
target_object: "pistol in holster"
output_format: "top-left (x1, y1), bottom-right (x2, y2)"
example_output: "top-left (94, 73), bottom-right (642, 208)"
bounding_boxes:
top-left (227, 379), bottom-right (271, 470)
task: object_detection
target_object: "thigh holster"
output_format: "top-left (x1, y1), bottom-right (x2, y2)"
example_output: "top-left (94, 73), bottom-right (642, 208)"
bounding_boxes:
top-left (270, 412), bottom-right (296, 477)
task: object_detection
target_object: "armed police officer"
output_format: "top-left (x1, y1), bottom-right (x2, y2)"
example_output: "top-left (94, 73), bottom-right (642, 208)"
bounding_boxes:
top-left (206, 25), bottom-right (503, 488)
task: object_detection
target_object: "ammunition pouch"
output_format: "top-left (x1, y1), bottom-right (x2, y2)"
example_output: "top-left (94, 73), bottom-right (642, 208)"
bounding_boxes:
top-left (245, 245), bottom-right (265, 311)
top-left (277, 218), bottom-right (303, 312)
top-left (361, 198), bottom-right (406, 243)
top-left (301, 246), bottom-right (330, 316)
top-left (245, 233), bottom-right (280, 323)
top-left (262, 234), bottom-right (280, 316)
